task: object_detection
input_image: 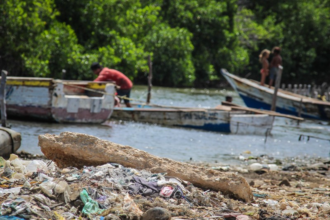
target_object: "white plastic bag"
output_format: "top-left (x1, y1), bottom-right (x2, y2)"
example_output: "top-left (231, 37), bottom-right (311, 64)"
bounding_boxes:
top-left (26, 160), bottom-right (49, 173)
top-left (40, 181), bottom-right (56, 198)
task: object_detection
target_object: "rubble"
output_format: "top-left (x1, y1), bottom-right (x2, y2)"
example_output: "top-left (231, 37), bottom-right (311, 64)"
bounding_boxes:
top-left (1, 138), bottom-right (330, 219)
top-left (1, 153), bottom-right (234, 219)
top-left (39, 132), bottom-right (253, 202)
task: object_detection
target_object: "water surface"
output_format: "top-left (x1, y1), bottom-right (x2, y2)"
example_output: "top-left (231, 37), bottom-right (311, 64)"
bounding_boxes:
top-left (10, 86), bottom-right (330, 164)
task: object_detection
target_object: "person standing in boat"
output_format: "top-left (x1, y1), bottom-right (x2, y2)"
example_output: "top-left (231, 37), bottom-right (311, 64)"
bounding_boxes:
top-left (259, 49), bottom-right (270, 86)
top-left (269, 47), bottom-right (282, 88)
top-left (91, 62), bottom-right (133, 107)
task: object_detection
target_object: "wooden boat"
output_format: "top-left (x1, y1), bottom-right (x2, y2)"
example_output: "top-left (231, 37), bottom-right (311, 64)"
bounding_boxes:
top-left (112, 103), bottom-right (299, 135)
top-left (3, 77), bottom-right (116, 123)
top-left (221, 69), bottom-right (330, 120)
top-left (0, 127), bottom-right (21, 157)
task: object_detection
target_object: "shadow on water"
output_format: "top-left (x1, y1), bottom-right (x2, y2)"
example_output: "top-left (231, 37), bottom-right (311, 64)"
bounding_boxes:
top-left (9, 85), bottom-right (330, 164)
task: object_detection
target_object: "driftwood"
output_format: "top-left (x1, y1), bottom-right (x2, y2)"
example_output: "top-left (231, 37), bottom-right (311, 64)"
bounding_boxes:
top-left (38, 132), bottom-right (253, 202)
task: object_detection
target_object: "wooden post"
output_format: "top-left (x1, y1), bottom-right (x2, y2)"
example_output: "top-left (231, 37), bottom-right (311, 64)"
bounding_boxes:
top-left (0, 70), bottom-right (7, 127)
top-left (271, 65), bottom-right (283, 112)
top-left (298, 98), bottom-right (303, 117)
top-left (146, 55), bottom-right (153, 104)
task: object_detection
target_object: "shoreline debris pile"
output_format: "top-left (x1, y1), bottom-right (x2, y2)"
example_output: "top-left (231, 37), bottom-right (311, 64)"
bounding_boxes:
top-left (38, 132), bottom-right (253, 202)
top-left (0, 153), bottom-right (253, 219)
top-left (1, 132), bottom-right (330, 219)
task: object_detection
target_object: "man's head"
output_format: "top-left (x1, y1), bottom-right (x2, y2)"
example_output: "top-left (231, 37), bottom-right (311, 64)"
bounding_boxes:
top-left (90, 62), bottom-right (103, 75)
top-left (272, 47), bottom-right (281, 55)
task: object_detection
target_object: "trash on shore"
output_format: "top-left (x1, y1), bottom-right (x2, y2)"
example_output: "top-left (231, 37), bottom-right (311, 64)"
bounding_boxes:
top-left (1, 135), bottom-right (330, 219)
top-left (38, 132), bottom-right (253, 202)
top-left (0, 153), bottom-right (254, 219)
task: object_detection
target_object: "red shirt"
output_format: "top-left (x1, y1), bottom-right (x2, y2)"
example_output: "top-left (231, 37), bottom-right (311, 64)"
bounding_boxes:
top-left (94, 68), bottom-right (133, 90)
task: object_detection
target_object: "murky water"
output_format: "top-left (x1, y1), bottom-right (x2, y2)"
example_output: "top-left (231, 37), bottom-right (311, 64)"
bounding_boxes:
top-left (9, 86), bottom-right (330, 164)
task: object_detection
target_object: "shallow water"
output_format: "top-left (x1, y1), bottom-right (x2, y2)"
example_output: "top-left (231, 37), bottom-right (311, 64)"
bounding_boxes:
top-left (9, 85), bottom-right (330, 164)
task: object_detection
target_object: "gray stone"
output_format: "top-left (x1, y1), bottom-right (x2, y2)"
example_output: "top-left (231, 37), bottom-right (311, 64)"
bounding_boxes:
top-left (279, 179), bottom-right (291, 187)
top-left (142, 207), bottom-right (171, 220)
top-left (104, 214), bottom-right (121, 220)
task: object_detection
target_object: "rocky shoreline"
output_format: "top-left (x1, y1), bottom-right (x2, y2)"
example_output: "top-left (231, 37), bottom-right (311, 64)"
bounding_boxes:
top-left (1, 144), bottom-right (330, 219)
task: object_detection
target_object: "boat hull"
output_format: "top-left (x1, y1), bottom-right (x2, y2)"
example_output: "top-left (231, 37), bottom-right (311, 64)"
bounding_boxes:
top-left (221, 69), bottom-right (330, 120)
top-left (3, 77), bottom-right (115, 123)
top-left (112, 106), bottom-right (274, 135)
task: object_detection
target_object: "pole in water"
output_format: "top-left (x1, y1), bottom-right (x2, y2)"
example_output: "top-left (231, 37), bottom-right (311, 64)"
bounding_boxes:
top-left (271, 65), bottom-right (283, 111)
top-left (297, 98), bottom-right (303, 126)
top-left (0, 70), bottom-right (7, 127)
top-left (146, 55), bottom-right (153, 104)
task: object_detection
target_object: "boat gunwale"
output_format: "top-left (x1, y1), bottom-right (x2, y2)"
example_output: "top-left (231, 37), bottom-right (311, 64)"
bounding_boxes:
top-left (221, 69), bottom-right (330, 107)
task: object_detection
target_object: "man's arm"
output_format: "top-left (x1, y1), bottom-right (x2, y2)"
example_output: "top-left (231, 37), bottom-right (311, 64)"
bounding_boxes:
top-left (94, 72), bottom-right (109, 82)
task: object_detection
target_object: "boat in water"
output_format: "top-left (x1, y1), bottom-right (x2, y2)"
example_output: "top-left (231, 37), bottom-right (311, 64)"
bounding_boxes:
top-left (221, 69), bottom-right (330, 120)
top-left (3, 77), bottom-right (116, 123)
top-left (112, 103), bottom-right (287, 135)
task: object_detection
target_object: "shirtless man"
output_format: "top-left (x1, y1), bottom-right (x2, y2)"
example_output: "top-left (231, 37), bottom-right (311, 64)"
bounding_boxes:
top-left (269, 47), bottom-right (282, 88)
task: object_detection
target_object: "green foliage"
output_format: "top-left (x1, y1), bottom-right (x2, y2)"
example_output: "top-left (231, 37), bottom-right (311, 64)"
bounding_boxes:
top-left (245, 0), bottom-right (330, 83)
top-left (1, 0), bottom-right (330, 86)
top-left (144, 24), bottom-right (195, 86)
top-left (156, 0), bottom-right (240, 83)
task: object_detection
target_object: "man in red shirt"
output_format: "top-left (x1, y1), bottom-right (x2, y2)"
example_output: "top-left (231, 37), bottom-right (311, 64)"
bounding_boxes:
top-left (91, 62), bottom-right (133, 107)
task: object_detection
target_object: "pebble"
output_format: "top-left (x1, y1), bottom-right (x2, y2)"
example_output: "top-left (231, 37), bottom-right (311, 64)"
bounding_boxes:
top-left (104, 214), bottom-right (121, 220)
top-left (321, 203), bottom-right (330, 214)
top-left (142, 207), bottom-right (171, 220)
top-left (279, 179), bottom-right (291, 187)
top-left (282, 208), bottom-right (297, 216)
top-left (249, 163), bottom-right (263, 171)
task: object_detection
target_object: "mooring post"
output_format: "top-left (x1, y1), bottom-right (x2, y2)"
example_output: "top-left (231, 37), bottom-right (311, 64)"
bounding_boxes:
top-left (0, 70), bottom-right (7, 127)
top-left (271, 66), bottom-right (283, 112)
top-left (146, 55), bottom-right (153, 104)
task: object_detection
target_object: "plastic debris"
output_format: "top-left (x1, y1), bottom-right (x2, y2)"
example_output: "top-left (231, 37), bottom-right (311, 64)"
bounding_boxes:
top-left (122, 193), bottom-right (143, 216)
top-left (0, 157), bottom-right (6, 167)
top-left (1, 151), bottom-right (330, 219)
top-left (40, 181), bottom-right (56, 197)
top-left (25, 160), bottom-right (48, 173)
top-left (80, 189), bottom-right (104, 215)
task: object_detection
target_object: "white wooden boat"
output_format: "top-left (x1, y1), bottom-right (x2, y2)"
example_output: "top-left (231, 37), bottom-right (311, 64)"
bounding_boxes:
top-left (3, 77), bottom-right (116, 123)
top-left (221, 69), bottom-right (330, 120)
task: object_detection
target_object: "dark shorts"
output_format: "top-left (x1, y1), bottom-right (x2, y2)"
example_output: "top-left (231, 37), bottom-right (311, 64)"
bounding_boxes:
top-left (269, 67), bottom-right (278, 80)
top-left (117, 89), bottom-right (131, 104)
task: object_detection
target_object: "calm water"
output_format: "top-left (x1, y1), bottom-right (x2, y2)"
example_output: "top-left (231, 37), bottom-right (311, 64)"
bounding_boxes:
top-left (9, 86), bottom-right (330, 164)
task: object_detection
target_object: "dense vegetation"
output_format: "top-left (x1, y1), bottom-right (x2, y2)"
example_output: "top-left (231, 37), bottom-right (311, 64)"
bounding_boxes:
top-left (1, 0), bottom-right (329, 86)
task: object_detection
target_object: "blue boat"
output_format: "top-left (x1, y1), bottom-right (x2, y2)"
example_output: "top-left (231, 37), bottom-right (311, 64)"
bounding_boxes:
top-left (112, 104), bottom-right (275, 135)
top-left (221, 69), bottom-right (330, 120)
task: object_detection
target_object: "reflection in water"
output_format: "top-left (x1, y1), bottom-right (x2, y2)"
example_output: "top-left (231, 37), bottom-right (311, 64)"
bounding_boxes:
top-left (9, 86), bottom-right (330, 164)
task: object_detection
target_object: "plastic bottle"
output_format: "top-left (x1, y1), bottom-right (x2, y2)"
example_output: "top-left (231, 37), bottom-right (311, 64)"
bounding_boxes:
top-left (268, 164), bottom-right (279, 171)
